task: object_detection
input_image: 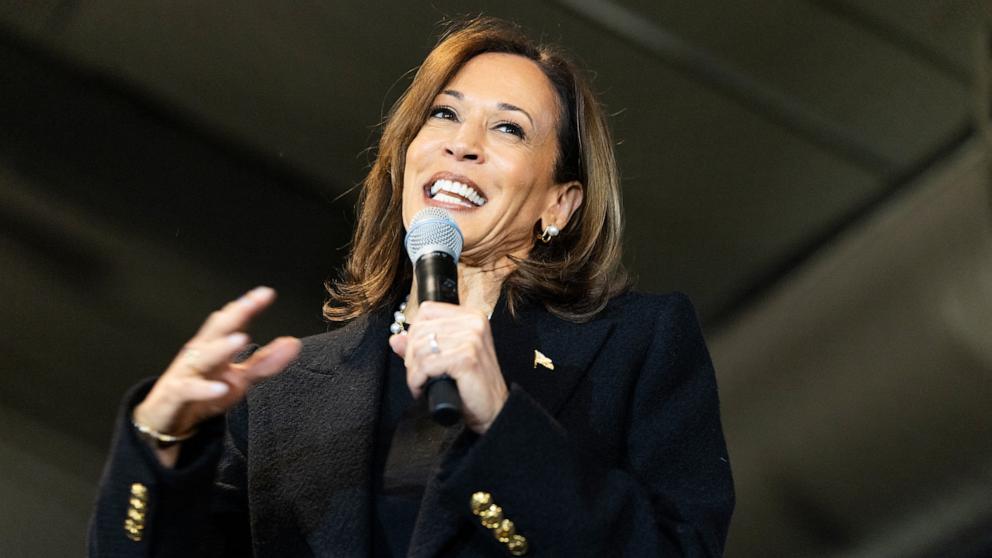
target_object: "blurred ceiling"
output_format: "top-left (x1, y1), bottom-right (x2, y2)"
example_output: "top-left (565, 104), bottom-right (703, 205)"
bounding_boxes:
top-left (0, 1), bottom-right (988, 556)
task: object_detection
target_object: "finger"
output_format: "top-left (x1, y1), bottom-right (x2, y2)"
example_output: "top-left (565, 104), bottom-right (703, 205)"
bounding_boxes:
top-left (389, 333), bottom-right (408, 358)
top-left (174, 377), bottom-right (231, 402)
top-left (406, 346), bottom-right (476, 400)
top-left (415, 300), bottom-right (465, 321)
top-left (407, 328), bottom-right (474, 362)
top-left (411, 333), bottom-right (444, 361)
top-left (414, 343), bottom-right (475, 382)
top-left (403, 326), bottom-right (425, 371)
top-left (411, 311), bottom-right (490, 346)
top-left (192, 286), bottom-right (276, 343)
top-left (194, 286), bottom-right (275, 341)
top-left (170, 333), bottom-right (250, 377)
top-left (406, 366), bottom-right (428, 399)
top-left (405, 336), bottom-right (470, 385)
top-left (235, 337), bottom-right (301, 383)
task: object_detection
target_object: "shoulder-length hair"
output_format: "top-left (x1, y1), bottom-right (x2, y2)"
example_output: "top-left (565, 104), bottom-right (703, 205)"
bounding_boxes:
top-left (324, 17), bottom-right (628, 323)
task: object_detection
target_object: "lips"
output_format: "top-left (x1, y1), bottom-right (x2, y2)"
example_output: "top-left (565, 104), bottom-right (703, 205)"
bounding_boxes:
top-left (423, 174), bottom-right (487, 209)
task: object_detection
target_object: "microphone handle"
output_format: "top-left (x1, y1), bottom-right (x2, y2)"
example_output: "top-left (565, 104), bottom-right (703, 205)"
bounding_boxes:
top-left (415, 252), bottom-right (462, 426)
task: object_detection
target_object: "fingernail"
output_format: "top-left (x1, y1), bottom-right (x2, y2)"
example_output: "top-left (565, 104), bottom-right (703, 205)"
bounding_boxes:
top-left (228, 333), bottom-right (249, 346)
top-left (210, 382), bottom-right (229, 395)
top-left (240, 286), bottom-right (272, 305)
top-left (251, 286), bottom-right (274, 298)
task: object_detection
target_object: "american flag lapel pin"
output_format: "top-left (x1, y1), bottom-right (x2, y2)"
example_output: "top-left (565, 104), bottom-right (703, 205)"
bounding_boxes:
top-left (533, 350), bottom-right (554, 371)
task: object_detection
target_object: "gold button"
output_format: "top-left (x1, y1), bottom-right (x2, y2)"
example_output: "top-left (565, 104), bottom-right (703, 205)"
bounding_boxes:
top-left (507, 534), bottom-right (528, 556)
top-left (494, 518), bottom-right (515, 542)
top-left (127, 508), bottom-right (145, 522)
top-left (130, 483), bottom-right (148, 499)
top-left (129, 497), bottom-right (146, 511)
top-left (479, 504), bottom-right (503, 528)
top-left (124, 518), bottom-right (143, 541)
top-left (470, 491), bottom-right (493, 515)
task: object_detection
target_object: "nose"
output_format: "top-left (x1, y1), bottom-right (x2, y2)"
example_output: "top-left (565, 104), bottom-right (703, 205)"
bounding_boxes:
top-left (444, 122), bottom-right (484, 163)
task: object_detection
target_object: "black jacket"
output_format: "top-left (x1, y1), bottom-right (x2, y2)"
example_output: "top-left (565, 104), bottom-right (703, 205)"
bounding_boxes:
top-left (89, 291), bottom-right (734, 557)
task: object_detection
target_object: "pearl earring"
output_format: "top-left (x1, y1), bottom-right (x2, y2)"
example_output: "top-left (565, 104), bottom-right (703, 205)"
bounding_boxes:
top-left (540, 224), bottom-right (560, 243)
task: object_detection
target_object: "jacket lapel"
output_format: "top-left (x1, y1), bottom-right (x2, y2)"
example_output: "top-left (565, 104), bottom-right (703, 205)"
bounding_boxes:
top-left (493, 299), bottom-right (616, 416)
top-left (287, 309), bottom-right (391, 556)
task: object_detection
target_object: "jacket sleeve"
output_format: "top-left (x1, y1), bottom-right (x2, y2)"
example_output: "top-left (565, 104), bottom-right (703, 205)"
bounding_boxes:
top-left (438, 293), bottom-right (735, 556)
top-left (87, 379), bottom-right (253, 557)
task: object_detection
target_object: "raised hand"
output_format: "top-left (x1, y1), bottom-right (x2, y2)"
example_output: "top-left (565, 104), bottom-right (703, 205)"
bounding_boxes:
top-left (133, 287), bottom-right (301, 464)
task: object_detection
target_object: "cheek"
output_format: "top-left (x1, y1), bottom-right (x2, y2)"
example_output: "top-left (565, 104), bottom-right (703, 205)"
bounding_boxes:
top-left (400, 146), bottom-right (421, 226)
top-left (402, 135), bottom-right (439, 189)
top-left (402, 137), bottom-right (430, 186)
top-left (403, 136), bottom-right (423, 179)
top-left (498, 155), bottom-right (555, 212)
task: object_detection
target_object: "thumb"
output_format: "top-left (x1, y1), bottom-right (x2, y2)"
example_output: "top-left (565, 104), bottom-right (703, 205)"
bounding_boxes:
top-left (388, 332), bottom-right (408, 357)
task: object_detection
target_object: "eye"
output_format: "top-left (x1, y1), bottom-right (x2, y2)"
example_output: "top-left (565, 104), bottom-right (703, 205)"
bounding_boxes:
top-left (495, 121), bottom-right (526, 139)
top-left (429, 105), bottom-right (457, 121)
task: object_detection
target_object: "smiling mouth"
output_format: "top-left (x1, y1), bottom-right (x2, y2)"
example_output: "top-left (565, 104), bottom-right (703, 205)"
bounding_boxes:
top-left (424, 178), bottom-right (487, 208)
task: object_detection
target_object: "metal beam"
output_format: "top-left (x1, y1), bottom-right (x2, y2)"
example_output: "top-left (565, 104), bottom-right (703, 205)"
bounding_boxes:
top-left (808, 0), bottom-right (972, 86)
top-left (552, 0), bottom-right (900, 177)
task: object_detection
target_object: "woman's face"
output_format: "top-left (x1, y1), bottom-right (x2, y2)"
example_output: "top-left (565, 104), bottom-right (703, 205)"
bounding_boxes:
top-left (402, 52), bottom-right (582, 266)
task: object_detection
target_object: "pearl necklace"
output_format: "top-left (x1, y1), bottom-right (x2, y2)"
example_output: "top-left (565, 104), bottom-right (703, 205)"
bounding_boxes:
top-left (389, 297), bottom-right (409, 335)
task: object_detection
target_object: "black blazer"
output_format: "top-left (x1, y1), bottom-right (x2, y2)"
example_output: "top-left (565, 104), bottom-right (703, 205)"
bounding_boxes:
top-left (89, 291), bottom-right (734, 557)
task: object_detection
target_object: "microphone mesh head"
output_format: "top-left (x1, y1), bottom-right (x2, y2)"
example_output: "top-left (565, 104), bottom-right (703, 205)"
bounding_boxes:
top-left (405, 207), bottom-right (463, 263)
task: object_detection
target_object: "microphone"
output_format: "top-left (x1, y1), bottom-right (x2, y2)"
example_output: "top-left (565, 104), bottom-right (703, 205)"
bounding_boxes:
top-left (404, 207), bottom-right (464, 426)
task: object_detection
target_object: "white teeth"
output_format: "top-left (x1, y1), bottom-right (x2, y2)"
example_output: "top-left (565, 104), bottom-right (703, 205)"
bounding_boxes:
top-left (432, 192), bottom-right (474, 208)
top-left (428, 179), bottom-right (487, 206)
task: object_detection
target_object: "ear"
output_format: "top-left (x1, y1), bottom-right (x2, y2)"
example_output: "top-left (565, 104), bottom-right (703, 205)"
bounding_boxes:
top-left (541, 180), bottom-right (584, 231)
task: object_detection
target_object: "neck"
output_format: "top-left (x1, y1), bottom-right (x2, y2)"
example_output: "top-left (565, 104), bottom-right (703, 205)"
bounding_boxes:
top-left (404, 258), bottom-right (513, 322)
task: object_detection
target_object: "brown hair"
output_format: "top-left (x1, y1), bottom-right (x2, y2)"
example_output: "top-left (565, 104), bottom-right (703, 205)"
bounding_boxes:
top-left (324, 17), bottom-right (628, 322)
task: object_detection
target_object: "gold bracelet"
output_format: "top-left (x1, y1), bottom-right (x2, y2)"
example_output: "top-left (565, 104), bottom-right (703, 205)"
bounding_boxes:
top-left (131, 414), bottom-right (197, 448)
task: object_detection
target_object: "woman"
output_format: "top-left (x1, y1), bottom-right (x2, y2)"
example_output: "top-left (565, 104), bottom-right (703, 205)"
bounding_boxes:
top-left (90, 17), bottom-right (734, 557)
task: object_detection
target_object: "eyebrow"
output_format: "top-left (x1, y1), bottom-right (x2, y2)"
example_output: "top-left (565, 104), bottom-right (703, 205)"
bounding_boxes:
top-left (441, 89), bottom-right (535, 127)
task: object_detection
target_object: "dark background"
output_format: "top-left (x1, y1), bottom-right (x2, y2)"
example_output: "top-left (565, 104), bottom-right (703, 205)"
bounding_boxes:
top-left (1, 1), bottom-right (990, 556)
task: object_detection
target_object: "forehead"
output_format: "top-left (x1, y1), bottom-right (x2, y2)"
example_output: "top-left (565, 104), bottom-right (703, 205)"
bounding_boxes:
top-left (444, 53), bottom-right (559, 127)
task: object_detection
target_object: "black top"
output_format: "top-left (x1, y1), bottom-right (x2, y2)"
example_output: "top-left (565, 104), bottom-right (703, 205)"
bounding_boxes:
top-left (372, 350), bottom-right (452, 556)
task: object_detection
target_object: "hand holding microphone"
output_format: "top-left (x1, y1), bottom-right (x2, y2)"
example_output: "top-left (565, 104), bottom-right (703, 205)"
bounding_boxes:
top-left (389, 208), bottom-right (509, 432)
top-left (405, 207), bottom-right (464, 425)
